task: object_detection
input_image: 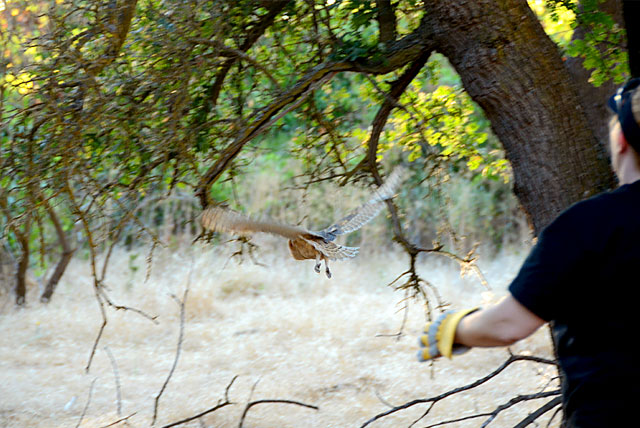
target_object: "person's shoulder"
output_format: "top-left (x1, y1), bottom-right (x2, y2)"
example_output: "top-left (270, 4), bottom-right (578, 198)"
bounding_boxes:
top-left (579, 181), bottom-right (640, 211)
top-left (555, 181), bottom-right (640, 228)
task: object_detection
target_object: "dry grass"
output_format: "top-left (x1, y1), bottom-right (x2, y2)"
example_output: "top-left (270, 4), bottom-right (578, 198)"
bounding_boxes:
top-left (0, 239), bottom-right (560, 428)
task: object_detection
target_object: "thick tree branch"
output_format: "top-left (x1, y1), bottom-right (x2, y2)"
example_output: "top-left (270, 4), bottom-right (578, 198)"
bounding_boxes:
top-left (376, 0), bottom-right (397, 45)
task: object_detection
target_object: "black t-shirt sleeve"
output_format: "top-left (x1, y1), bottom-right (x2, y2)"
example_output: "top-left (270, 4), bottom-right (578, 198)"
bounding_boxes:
top-left (508, 203), bottom-right (593, 322)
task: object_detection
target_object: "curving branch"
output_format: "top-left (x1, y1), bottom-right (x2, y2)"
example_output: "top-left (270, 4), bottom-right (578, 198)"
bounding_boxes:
top-left (238, 399), bottom-right (319, 428)
top-left (196, 22), bottom-right (437, 207)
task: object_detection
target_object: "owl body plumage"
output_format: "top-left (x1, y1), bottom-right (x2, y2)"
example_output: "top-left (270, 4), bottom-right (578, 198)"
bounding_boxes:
top-left (200, 167), bottom-right (406, 277)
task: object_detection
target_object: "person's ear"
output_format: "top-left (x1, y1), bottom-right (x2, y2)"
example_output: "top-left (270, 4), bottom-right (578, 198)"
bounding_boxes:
top-left (616, 129), bottom-right (630, 154)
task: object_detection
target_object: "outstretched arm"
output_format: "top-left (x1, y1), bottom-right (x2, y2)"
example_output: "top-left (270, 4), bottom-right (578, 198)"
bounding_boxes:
top-left (455, 295), bottom-right (545, 347)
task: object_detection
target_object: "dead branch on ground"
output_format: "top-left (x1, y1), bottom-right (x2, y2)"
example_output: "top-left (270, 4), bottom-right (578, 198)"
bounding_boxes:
top-left (158, 376), bottom-right (238, 428)
top-left (238, 399), bottom-right (319, 428)
top-left (360, 354), bottom-right (558, 428)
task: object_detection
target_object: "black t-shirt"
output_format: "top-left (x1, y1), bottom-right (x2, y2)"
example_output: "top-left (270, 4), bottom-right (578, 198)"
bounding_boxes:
top-left (509, 180), bottom-right (640, 427)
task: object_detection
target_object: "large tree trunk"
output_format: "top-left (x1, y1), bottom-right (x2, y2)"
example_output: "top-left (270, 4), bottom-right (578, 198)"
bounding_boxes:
top-left (623, 0), bottom-right (640, 78)
top-left (423, 0), bottom-right (617, 234)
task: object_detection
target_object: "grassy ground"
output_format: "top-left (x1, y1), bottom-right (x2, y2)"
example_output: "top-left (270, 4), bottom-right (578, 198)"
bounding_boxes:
top-left (0, 239), bottom-right (560, 428)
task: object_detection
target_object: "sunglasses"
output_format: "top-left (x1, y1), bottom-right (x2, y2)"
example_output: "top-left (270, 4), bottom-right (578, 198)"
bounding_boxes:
top-left (610, 78), bottom-right (640, 115)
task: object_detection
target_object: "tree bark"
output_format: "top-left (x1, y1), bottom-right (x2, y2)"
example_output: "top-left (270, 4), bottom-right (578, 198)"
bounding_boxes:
top-left (623, 0), bottom-right (640, 78)
top-left (423, 0), bottom-right (617, 234)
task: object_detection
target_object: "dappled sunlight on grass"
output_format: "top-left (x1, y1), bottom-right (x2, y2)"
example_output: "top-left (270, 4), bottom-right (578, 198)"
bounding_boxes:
top-left (0, 242), bottom-right (558, 427)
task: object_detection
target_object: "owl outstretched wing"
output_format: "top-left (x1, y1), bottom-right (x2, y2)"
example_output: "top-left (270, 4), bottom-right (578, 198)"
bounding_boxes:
top-left (200, 206), bottom-right (318, 240)
top-left (319, 166), bottom-right (406, 239)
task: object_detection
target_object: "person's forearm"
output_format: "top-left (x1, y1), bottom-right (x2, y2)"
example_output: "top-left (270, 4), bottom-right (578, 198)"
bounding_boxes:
top-left (455, 307), bottom-right (521, 347)
top-left (454, 296), bottom-right (545, 348)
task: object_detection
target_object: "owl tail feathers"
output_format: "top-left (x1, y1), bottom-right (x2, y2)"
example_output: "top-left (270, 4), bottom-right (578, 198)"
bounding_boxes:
top-left (200, 206), bottom-right (242, 234)
top-left (369, 165), bottom-right (408, 203)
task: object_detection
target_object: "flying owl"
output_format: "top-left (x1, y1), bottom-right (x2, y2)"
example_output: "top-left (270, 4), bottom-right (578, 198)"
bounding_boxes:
top-left (200, 167), bottom-right (406, 278)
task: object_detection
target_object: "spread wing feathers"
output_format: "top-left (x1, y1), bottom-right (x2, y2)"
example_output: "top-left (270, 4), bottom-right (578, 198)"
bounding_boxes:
top-left (320, 200), bottom-right (386, 238)
top-left (320, 166), bottom-right (407, 238)
top-left (200, 206), bottom-right (317, 241)
top-left (305, 238), bottom-right (359, 261)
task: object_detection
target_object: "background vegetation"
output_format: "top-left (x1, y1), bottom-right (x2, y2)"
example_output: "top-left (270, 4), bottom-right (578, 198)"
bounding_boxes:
top-left (0, 0), bottom-right (632, 426)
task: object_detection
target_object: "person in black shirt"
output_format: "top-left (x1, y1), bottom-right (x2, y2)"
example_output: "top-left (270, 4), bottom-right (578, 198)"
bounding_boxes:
top-left (418, 78), bottom-right (640, 427)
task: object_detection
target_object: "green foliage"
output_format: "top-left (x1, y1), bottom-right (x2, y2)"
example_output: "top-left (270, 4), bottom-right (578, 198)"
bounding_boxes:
top-left (540, 0), bottom-right (629, 85)
top-left (0, 0), bottom-right (629, 286)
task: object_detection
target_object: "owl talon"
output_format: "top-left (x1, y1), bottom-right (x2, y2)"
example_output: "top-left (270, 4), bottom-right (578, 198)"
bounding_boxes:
top-left (325, 268), bottom-right (332, 279)
top-left (314, 263), bottom-right (321, 273)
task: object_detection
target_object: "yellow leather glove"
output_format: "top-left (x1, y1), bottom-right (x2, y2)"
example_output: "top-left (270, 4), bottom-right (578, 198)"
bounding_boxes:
top-left (418, 308), bottom-right (479, 361)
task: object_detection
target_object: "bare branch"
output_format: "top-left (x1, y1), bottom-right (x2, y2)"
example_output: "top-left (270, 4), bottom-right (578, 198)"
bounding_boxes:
top-left (513, 396), bottom-right (563, 428)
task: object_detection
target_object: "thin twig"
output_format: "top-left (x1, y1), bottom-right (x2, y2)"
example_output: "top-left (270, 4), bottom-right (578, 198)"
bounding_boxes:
top-left (99, 288), bottom-right (159, 324)
top-left (86, 289), bottom-right (108, 373)
top-left (238, 399), bottom-right (319, 428)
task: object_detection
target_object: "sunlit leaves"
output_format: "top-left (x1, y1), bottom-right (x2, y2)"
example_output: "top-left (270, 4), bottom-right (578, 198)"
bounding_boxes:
top-left (385, 80), bottom-right (509, 182)
top-left (528, 0), bottom-right (575, 47)
top-left (538, 0), bottom-right (629, 85)
top-left (3, 72), bottom-right (34, 94)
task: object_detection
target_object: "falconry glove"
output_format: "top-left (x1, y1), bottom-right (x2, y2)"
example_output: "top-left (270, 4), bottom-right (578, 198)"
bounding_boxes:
top-left (417, 308), bottom-right (479, 361)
